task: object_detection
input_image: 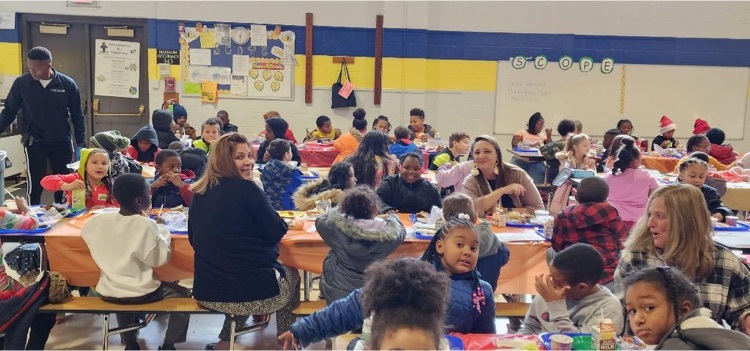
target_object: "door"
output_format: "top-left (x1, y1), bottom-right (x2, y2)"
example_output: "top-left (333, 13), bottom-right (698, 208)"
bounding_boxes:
top-left (22, 15), bottom-right (149, 140)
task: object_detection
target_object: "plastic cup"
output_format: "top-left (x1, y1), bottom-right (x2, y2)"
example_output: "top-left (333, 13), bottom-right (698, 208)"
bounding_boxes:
top-left (550, 334), bottom-right (574, 351)
top-left (711, 217), bottom-right (719, 227)
top-left (726, 216), bottom-right (738, 226)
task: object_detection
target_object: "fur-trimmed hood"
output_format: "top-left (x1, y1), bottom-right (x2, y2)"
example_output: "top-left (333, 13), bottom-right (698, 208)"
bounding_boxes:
top-left (657, 308), bottom-right (750, 350)
top-left (292, 179), bottom-right (345, 211)
top-left (316, 208), bottom-right (404, 242)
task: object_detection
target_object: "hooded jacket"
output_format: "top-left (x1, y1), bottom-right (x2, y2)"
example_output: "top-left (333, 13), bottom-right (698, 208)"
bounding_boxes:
top-left (152, 109), bottom-right (179, 149)
top-left (149, 169), bottom-right (195, 208)
top-left (552, 202), bottom-right (627, 284)
top-left (709, 143), bottom-right (737, 166)
top-left (316, 210), bottom-right (406, 303)
top-left (125, 125), bottom-right (161, 162)
top-left (178, 147), bottom-right (208, 179)
top-left (376, 174), bottom-right (442, 214)
top-left (388, 139), bottom-right (417, 158)
top-left (260, 159), bottom-right (304, 210)
top-left (289, 273), bottom-right (496, 347)
top-left (40, 148), bottom-right (116, 208)
top-left (332, 128), bottom-right (364, 164)
top-left (656, 308), bottom-right (750, 350)
top-left (291, 179), bottom-right (345, 211)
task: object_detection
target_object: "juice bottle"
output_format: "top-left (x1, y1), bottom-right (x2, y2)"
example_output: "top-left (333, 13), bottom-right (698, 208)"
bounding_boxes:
top-left (71, 189), bottom-right (86, 212)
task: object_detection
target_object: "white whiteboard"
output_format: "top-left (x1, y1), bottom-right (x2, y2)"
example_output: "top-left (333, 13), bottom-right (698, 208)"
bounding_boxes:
top-left (494, 61), bottom-right (750, 140)
top-left (494, 61), bottom-right (621, 135)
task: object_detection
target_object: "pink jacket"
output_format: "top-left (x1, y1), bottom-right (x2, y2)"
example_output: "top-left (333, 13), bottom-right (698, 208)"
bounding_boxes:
top-left (435, 160), bottom-right (474, 193)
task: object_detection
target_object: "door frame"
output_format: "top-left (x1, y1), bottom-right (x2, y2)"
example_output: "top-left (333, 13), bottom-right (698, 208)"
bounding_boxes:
top-left (20, 14), bottom-right (149, 140)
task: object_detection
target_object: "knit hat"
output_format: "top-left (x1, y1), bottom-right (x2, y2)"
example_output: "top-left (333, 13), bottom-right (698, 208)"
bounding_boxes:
top-left (172, 104), bottom-right (187, 122)
top-left (89, 130), bottom-right (129, 153)
top-left (659, 116), bottom-right (676, 134)
top-left (693, 119), bottom-right (711, 135)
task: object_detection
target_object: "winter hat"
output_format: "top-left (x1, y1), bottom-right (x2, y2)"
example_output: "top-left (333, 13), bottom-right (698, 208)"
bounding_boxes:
top-left (693, 119), bottom-right (711, 135)
top-left (706, 128), bottom-right (726, 145)
top-left (90, 130), bottom-right (130, 153)
top-left (172, 104), bottom-right (187, 122)
top-left (659, 116), bottom-right (676, 134)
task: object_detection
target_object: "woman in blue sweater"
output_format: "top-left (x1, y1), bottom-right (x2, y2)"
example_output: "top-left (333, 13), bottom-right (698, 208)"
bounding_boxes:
top-left (188, 133), bottom-right (299, 350)
top-left (278, 218), bottom-right (496, 348)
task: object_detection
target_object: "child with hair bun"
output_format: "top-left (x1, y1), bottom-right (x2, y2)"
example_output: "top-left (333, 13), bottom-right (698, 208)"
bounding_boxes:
top-left (279, 218), bottom-right (496, 349)
top-left (332, 109), bottom-right (368, 163)
top-left (624, 266), bottom-right (750, 349)
top-left (556, 133), bottom-right (596, 170)
top-left (603, 136), bottom-right (658, 228)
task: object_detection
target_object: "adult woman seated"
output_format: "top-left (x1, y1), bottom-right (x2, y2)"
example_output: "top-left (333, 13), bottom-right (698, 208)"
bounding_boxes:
top-left (510, 112), bottom-right (552, 184)
top-left (614, 184), bottom-right (750, 335)
top-left (463, 135), bottom-right (544, 216)
top-left (188, 133), bottom-right (300, 350)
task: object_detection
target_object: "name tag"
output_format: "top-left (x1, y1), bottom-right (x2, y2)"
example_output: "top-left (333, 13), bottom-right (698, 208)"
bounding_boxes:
top-left (98, 193), bottom-right (108, 201)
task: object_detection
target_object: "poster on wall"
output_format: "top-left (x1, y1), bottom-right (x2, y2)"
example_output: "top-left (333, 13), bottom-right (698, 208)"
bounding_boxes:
top-left (94, 39), bottom-right (140, 98)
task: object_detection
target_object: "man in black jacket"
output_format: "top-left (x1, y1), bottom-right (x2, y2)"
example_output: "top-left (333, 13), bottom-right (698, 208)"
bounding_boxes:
top-left (0, 47), bottom-right (86, 205)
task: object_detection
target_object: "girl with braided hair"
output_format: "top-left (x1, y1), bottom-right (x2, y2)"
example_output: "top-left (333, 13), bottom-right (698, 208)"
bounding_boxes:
top-left (624, 266), bottom-right (750, 349)
top-left (614, 184), bottom-right (750, 337)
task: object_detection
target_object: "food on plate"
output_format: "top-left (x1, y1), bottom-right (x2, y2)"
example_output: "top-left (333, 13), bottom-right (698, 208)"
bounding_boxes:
top-left (416, 211), bottom-right (429, 219)
top-left (277, 210), bottom-right (296, 219)
top-left (506, 211), bottom-right (533, 224)
top-left (306, 209), bottom-right (321, 217)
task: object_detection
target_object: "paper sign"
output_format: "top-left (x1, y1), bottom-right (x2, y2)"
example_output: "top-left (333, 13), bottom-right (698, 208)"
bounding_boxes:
top-left (184, 82), bottom-right (202, 95)
top-left (214, 67), bottom-right (232, 85)
top-left (338, 81), bottom-right (355, 99)
top-left (188, 66), bottom-right (211, 82)
top-left (230, 75), bottom-right (248, 95)
top-left (271, 46), bottom-right (285, 59)
top-left (189, 49), bottom-right (211, 66)
top-left (214, 23), bottom-right (231, 46)
top-left (200, 29), bottom-right (216, 48)
top-left (201, 81), bottom-right (218, 102)
top-left (158, 63), bottom-right (171, 77)
top-left (0, 12), bottom-right (16, 30)
top-left (250, 24), bottom-right (267, 47)
top-left (156, 49), bottom-right (179, 64)
top-left (94, 39), bottom-right (140, 99)
top-left (232, 55), bottom-right (250, 76)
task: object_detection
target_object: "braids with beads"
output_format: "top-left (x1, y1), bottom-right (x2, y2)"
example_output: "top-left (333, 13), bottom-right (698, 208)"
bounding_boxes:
top-left (420, 217), bottom-right (486, 313)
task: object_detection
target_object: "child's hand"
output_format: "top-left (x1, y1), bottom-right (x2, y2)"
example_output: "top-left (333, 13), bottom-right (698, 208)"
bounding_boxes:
top-left (155, 216), bottom-right (166, 224)
top-left (207, 139), bottom-right (217, 145)
top-left (535, 274), bottom-right (570, 303)
top-left (660, 140), bottom-right (671, 149)
top-left (152, 175), bottom-right (169, 189)
top-left (61, 179), bottom-right (85, 191)
top-left (278, 331), bottom-right (300, 350)
top-left (168, 172), bottom-right (184, 187)
top-left (14, 196), bottom-right (30, 215)
top-left (501, 183), bottom-right (526, 197)
top-left (545, 128), bottom-right (553, 137)
top-left (712, 213), bottom-right (724, 222)
top-left (419, 133), bottom-right (429, 142)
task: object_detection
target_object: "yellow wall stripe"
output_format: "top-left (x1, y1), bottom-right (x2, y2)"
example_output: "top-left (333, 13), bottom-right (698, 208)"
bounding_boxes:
top-left (0, 43), bottom-right (22, 76)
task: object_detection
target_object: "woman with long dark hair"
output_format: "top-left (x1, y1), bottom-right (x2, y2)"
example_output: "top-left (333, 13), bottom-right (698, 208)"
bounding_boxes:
top-left (345, 131), bottom-right (397, 188)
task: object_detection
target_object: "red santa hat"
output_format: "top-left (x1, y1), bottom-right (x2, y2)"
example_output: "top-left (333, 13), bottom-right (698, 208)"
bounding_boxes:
top-left (659, 115), bottom-right (676, 134)
top-left (693, 118), bottom-right (711, 135)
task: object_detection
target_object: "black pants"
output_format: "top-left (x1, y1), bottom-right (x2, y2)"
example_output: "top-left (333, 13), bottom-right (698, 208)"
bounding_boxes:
top-left (3, 292), bottom-right (56, 350)
top-left (24, 140), bottom-right (74, 205)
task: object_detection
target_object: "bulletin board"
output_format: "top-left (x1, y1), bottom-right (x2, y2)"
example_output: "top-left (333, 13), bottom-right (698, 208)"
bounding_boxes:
top-left (178, 22), bottom-right (296, 101)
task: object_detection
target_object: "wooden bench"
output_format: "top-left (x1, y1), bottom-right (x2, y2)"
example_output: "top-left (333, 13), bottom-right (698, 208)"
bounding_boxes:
top-left (39, 297), bottom-right (269, 350)
top-left (292, 300), bottom-right (530, 318)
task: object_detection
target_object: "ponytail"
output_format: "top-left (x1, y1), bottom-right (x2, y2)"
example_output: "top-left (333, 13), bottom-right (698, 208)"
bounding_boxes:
top-left (612, 136), bottom-right (639, 175)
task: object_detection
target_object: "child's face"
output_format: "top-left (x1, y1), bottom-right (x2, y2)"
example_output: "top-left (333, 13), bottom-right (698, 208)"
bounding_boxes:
top-left (679, 163), bottom-right (707, 188)
top-left (86, 153), bottom-right (110, 181)
top-left (619, 123), bottom-right (633, 135)
top-left (175, 116), bottom-right (187, 127)
top-left (347, 167), bottom-right (357, 188)
top-left (548, 266), bottom-right (590, 300)
top-left (217, 113), bottom-right (229, 126)
top-left (378, 327), bottom-right (437, 350)
top-left (156, 156), bottom-right (181, 176)
top-left (319, 121), bottom-right (332, 134)
top-left (374, 120), bottom-right (390, 133)
top-left (691, 139), bottom-right (711, 154)
top-left (233, 142), bottom-right (255, 180)
top-left (454, 137), bottom-right (471, 155)
top-left (532, 118), bottom-right (545, 134)
top-left (409, 115), bottom-right (424, 131)
top-left (436, 227), bottom-right (479, 275)
top-left (137, 140), bottom-right (152, 152)
top-left (662, 130), bottom-right (675, 140)
top-left (399, 156), bottom-right (422, 184)
top-left (265, 123), bottom-right (276, 140)
top-left (603, 134), bottom-right (615, 150)
top-left (625, 281), bottom-right (676, 345)
top-left (202, 124), bottom-right (220, 142)
top-left (573, 138), bottom-right (591, 157)
top-left (647, 196), bottom-right (670, 250)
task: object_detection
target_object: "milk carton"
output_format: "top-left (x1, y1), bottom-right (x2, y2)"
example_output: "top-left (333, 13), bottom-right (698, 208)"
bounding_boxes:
top-left (591, 318), bottom-right (616, 350)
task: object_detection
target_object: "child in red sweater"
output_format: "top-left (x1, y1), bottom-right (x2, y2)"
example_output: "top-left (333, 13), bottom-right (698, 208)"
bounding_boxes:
top-left (41, 148), bottom-right (117, 209)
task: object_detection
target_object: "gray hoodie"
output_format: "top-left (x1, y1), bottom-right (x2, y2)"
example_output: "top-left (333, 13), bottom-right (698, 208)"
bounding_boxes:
top-left (657, 308), bottom-right (750, 350)
top-left (521, 286), bottom-right (625, 335)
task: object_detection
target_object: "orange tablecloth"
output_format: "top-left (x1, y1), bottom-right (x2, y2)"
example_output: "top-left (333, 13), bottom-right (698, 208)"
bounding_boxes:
top-left (641, 155), bottom-right (680, 174)
top-left (43, 213), bottom-right (549, 295)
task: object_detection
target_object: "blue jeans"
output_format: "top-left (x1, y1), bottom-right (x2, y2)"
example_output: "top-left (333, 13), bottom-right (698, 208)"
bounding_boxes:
top-left (510, 157), bottom-right (546, 184)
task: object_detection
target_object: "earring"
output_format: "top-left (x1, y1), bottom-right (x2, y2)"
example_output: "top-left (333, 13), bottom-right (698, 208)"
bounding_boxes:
top-left (471, 163), bottom-right (479, 176)
top-left (493, 164), bottom-right (500, 175)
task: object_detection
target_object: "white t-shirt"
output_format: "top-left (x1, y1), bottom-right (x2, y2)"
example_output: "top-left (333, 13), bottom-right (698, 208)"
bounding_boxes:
top-left (39, 79), bottom-right (52, 88)
top-left (81, 213), bottom-right (172, 298)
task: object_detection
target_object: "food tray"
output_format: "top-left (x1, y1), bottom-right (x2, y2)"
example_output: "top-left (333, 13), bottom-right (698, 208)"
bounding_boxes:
top-left (0, 225), bottom-right (52, 235)
top-left (713, 221), bottom-right (750, 232)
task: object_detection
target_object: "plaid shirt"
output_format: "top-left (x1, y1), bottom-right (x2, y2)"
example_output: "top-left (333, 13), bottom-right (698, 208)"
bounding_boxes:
top-left (614, 246), bottom-right (750, 330)
top-left (552, 202), bottom-right (627, 284)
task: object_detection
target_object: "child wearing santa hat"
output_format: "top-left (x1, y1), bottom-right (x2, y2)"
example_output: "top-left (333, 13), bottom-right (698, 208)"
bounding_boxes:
top-left (652, 115), bottom-right (680, 151)
top-left (693, 118), bottom-right (711, 135)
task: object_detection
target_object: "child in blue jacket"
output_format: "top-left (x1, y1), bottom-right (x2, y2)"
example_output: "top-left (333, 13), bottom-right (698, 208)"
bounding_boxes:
top-left (388, 126), bottom-right (418, 158)
top-left (149, 149), bottom-right (194, 208)
top-left (261, 139), bottom-right (304, 210)
top-left (278, 218), bottom-right (496, 348)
